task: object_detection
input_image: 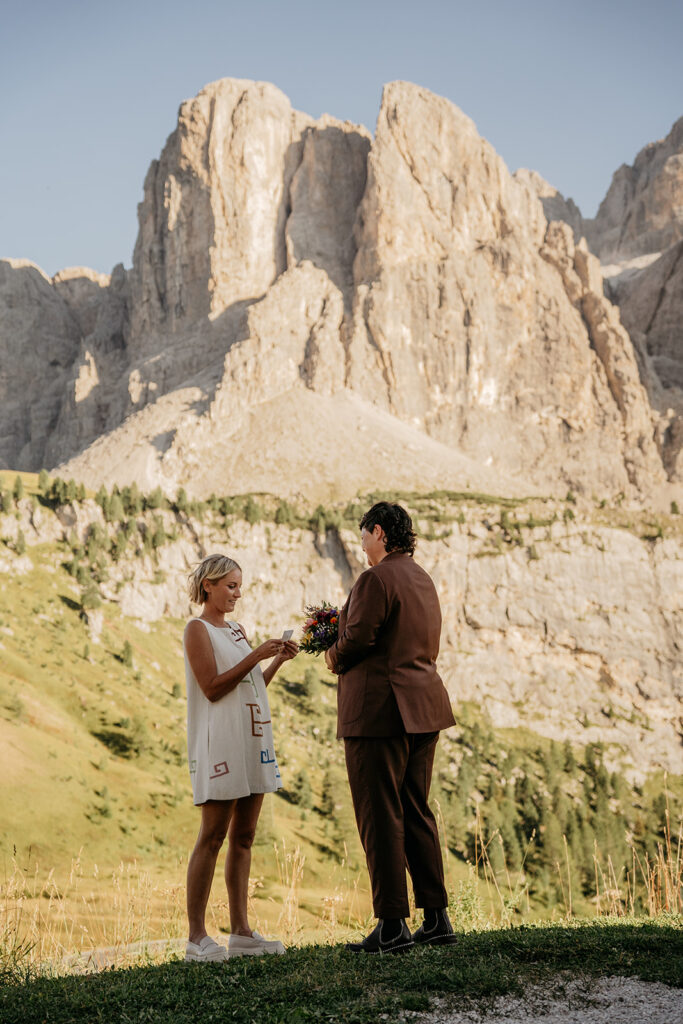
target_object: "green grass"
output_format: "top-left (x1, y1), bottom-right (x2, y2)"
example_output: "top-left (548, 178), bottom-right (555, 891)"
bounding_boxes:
top-left (1, 919), bottom-right (681, 1024)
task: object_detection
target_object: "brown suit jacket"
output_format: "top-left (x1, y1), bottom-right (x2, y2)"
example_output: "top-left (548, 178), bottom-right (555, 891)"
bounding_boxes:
top-left (327, 551), bottom-right (455, 738)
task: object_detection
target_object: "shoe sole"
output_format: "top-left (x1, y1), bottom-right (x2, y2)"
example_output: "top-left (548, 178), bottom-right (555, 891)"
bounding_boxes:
top-left (380, 940), bottom-right (415, 954)
top-left (346, 940), bottom-right (415, 955)
top-left (415, 933), bottom-right (459, 946)
top-left (184, 953), bottom-right (228, 962)
top-left (228, 947), bottom-right (285, 957)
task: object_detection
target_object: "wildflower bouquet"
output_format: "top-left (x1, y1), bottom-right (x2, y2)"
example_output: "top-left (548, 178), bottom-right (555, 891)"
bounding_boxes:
top-left (299, 602), bottom-right (339, 655)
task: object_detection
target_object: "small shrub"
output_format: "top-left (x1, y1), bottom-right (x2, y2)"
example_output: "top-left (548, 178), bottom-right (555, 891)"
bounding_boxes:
top-left (151, 517), bottom-right (166, 549)
top-left (145, 486), bottom-right (166, 510)
top-left (80, 581), bottom-right (102, 611)
top-left (2, 691), bottom-right (24, 720)
top-left (121, 640), bottom-right (133, 668)
top-left (275, 500), bottom-right (293, 526)
top-left (244, 496), bottom-right (262, 525)
top-left (289, 769), bottom-right (313, 808)
top-left (12, 476), bottom-right (23, 502)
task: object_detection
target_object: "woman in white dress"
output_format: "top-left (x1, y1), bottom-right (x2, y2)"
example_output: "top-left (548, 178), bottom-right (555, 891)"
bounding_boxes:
top-left (183, 553), bottom-right (297, 962)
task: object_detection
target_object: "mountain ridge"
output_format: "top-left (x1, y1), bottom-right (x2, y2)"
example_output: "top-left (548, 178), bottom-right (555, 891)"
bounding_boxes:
top-left (2, 80), bottom-right (681, 503)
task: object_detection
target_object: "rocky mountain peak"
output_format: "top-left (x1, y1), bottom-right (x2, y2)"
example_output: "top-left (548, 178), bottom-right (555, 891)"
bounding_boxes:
top-left (585, 114), bottom-right (683, 264)
top-left (1, 79), bottom-right (681, 504)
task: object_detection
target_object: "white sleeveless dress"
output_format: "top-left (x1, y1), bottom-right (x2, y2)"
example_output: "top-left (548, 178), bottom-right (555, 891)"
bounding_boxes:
top-left (183, 619), bottom-right (282, 805)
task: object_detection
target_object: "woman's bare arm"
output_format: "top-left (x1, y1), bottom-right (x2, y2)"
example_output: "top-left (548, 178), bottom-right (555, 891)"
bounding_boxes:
top-left (184, 621), bottom-right (285, 702)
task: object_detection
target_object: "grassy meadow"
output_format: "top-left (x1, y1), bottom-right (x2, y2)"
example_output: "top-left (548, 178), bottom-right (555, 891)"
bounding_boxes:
top-left (0, 471), bottom-right (681, 986)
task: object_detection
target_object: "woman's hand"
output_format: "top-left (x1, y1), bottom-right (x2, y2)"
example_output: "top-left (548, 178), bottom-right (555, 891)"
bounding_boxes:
top-left (262, 639), bottom-right (298, 686)
top-left (254, 638), bottom-right (288, 662)
top-left (278, 640), bottom-right (299, 662)
top-left (324, 647), bottom-right (334, 671)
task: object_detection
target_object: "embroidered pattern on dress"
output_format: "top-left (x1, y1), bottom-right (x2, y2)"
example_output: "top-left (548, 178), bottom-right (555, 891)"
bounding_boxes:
top-left (209, 761), bottom-right (230, 779)
top-left (246, 702), bottom-right (271, 737)
top-left (228, 623), bottom-right (248, 644)
top-left (260, 749), bottom-right (276, 765)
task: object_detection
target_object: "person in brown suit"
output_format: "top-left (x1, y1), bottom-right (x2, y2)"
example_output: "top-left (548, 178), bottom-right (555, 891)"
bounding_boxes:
top-left (325, 501), bottom-right (457, 953)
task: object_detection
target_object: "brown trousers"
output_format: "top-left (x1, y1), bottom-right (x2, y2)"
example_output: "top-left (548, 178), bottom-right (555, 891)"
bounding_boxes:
top-left (344, 732), bottom-right (448, 919)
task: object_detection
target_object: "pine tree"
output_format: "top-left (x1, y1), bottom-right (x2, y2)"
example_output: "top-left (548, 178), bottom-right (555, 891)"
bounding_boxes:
top-left (146, 486), bottom-right (165, 510)
top-left (13, 476), bottom-right (24, 502)
top-left (275, 500), bottom-right (293, 525)
top-left (111, 532), bottom-right (127, 562)
top-left (499, 796), bottom-right (523, 871)
top-left (107, 493), bottom-right (125, 522)
top-left (540, 809), bottom-right (564, 873)
top-left (152, 517), bottom-right (166, 549)
top-left (483, 802), bottom-right (506, 876)
top-left (175, 487), bottom-right (189, 513)
top-left (320, 769), bottom-right (335, 816)
top-left (124, 482), bottom-right (142, 515)
top-left (38, 468), bottom-right (49, 493)
top-left (244, 496), bottom-right (261, 525)
top-left (290, 769), bottom-right (313, 808)
top-left (122, 640), bottom-right (133, 668)
top-left (81, 581), bottom-right (101, 611)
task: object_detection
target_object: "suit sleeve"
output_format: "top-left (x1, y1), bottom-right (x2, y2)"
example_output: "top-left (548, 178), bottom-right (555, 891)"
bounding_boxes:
top-left (327, 570), bottom-right (387, 674)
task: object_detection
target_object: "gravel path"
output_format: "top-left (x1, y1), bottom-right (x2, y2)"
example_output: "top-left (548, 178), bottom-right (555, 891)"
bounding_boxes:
top-left (410, 976), bottom-right (683, 1024)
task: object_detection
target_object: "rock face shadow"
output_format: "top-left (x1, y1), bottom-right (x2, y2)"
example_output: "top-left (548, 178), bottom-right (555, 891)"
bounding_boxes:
top-left (281, 126), bottom-right (371, 302)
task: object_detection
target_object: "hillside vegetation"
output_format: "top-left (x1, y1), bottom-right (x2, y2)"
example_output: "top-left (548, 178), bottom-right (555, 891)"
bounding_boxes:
top-left (0, 472), bottom-right (681, 970)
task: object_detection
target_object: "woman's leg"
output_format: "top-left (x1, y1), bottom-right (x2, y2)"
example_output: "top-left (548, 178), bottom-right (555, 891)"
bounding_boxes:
top-left (225, 793), bottom-right (264, 935)
top-left (187, 800), bottom-right (234, 943)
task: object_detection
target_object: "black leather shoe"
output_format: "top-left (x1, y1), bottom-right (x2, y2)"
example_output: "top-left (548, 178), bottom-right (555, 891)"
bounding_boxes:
top-left (412, 909), bottom-right (459, 946)
top-left (346, 919), bottom-right (415, 954)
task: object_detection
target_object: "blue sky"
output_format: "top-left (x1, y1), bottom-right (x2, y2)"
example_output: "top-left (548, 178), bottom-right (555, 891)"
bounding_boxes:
top-left (1, 0), bottom-right (681, 276)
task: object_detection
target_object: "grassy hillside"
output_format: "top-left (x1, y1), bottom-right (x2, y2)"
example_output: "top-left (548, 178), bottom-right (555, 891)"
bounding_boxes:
top-left (0, 472), bottom-right (681, 970)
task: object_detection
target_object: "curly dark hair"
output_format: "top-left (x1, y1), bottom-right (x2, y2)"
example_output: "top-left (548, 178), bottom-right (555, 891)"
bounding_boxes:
top-left (359, 501), bottom-right (416, 556)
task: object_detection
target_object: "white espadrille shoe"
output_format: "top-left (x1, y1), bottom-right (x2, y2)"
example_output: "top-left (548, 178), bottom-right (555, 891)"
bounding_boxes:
top-left (228, 931), bottom-right (285, 957)
top-left (184, 935), bottom-right (229, 962)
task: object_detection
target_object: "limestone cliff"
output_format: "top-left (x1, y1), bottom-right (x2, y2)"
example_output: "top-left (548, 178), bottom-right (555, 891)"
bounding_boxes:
top-left (585, 116), bottom-right (683, 264)
top-left (1, 79), bottom-right (679, 502)
top-left (521, 116), bottom-right (683, 487)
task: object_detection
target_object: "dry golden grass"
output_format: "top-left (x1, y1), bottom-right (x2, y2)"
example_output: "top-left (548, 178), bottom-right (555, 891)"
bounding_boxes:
top-left (3, 806), bottom-right (681, 979)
